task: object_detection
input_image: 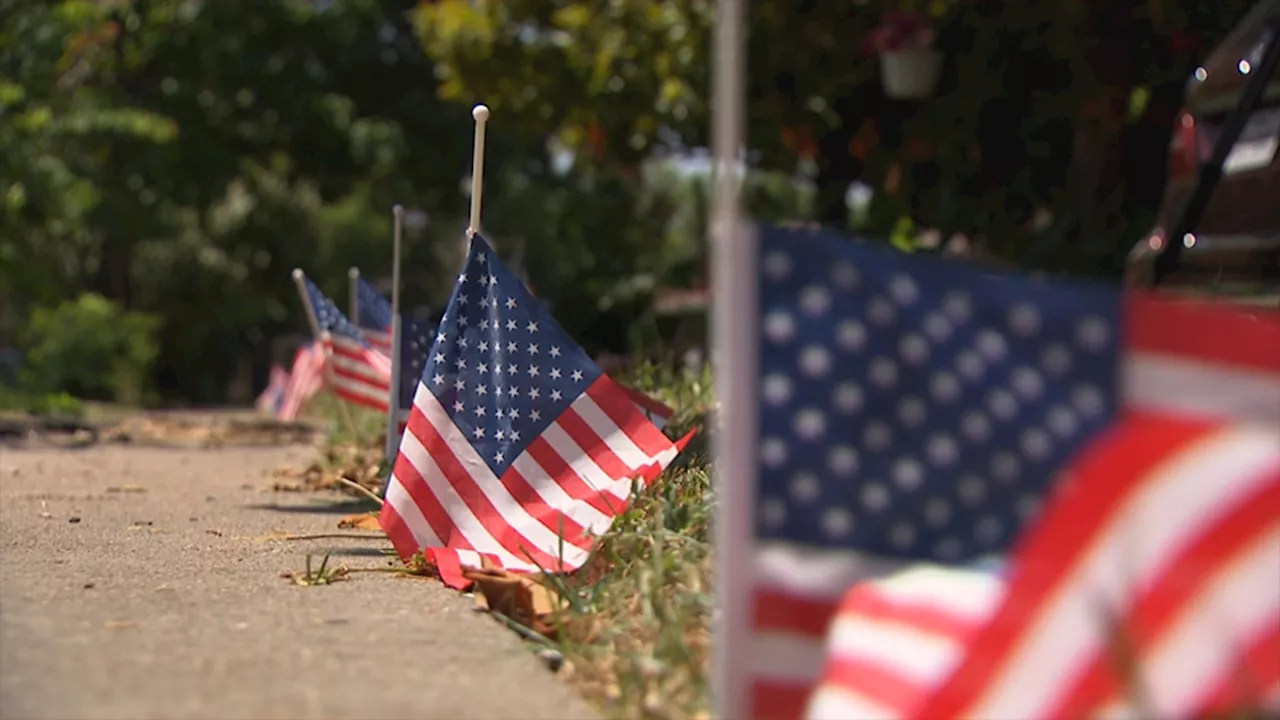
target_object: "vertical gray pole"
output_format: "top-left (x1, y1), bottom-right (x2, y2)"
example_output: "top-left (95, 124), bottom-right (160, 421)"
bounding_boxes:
top-left (347, 267), bottom-right (360, 323)
top-left (383, 205), bottom-right (406, 471)
top-left (710, 0), bottom-right (752, 718)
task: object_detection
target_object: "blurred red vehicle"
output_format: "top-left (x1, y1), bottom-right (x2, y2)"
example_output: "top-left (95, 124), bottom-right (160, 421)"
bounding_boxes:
top-left (1126, 0), bottom-right (1280, 302)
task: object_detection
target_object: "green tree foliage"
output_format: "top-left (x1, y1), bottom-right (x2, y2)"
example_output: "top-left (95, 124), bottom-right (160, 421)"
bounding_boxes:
top-left (22, 293), bottom-right (160, 404)
top-left (417, 0), bottom-right (1261, 274)
top-left (1, 0), bottom-right (477, 402)
top-left (5, 0), bottom-right (1259, 405)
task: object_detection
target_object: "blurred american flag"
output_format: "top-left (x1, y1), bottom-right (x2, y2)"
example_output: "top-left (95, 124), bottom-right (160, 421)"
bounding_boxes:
top-left (719, 224), bottom-right (1280, 720)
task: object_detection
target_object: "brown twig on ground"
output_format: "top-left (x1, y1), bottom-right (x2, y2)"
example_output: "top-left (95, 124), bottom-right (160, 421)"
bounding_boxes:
top-left (279, 532), bottom-right (386, 541)
top-left (334, 476), bottom-right (384, 506)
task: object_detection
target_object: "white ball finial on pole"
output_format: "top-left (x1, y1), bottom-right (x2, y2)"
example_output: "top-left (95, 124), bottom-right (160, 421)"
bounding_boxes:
top-left (468, 104), bottom-right (491, 239)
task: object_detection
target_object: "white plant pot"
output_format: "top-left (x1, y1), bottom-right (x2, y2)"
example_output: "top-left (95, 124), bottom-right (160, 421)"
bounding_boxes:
top-left (879, 47), bottom-right (943, 100)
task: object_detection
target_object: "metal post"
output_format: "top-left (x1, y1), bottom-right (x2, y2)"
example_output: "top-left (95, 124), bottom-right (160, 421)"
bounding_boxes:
top-left (347, 266), bottom-right (360, 322)
top-left (384, 205), bottom-right (406, 471)
top-left (709, 0), bottom-right (754, 718)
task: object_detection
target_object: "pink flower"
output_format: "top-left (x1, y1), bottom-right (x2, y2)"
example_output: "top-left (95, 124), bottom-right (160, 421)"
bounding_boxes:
top-left (862, 10), bottom-right (935, 54)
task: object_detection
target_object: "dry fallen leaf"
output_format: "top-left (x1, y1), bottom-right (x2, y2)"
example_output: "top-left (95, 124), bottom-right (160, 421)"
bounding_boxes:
top-left (463, 562), bottom-right (567, 638)
top-left (336, 512), bottom-right (381, 531)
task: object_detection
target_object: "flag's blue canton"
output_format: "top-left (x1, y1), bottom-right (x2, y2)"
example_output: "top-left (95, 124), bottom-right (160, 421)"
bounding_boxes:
top-left (357, 277), bottom-right (393, 331)
top-left (305, 277), bottom-right (372, 345)
top-left (756, 225), bottom-right (1122, 562)
top-left (398, 314), bottom-right (437, 410)
top-left (419, 234), bottom-right (601, 478)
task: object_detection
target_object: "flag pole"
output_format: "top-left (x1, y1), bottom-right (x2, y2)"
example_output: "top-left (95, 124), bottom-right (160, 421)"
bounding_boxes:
top-left (347, 266), bottom-right (360, 322)
top-left (709, 0), bottom-right (754, 718)
top-left (291, 269), bottom-right (324, 340)
top-left (384, 204), bottom-right (406, 472)
top-left (467, 104), bottom-right (490, 239)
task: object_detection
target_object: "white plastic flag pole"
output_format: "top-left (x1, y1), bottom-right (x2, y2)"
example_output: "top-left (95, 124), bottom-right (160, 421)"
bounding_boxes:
top-left (467, 104), bottom-right (490, 239)
top-left (384, 204), bottom-right (406, 470)
top-left (347, 266), bottom-right (361, 322)
top-left (709, 0), bottom-right (754, 719)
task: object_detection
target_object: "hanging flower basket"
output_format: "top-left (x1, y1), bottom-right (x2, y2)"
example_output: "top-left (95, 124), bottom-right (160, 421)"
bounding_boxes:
top-left (880, 46), bottom-right (943, 99)
top-left (864, 10), bottom-right (943, 100)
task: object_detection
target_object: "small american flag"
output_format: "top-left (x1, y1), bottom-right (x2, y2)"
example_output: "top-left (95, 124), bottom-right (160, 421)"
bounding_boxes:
top-left (378, 234), bottom-right (690, 588)
top-left (724, 223), bottom-right (1280, 719)
top-left (277, 342), bottom-right (326, 421)
top-left (304, 277), bottom-right (393, 412)
top-left (255, 364), bottom-right (290, 415)
top-left (356, 276), bottom-right (394, 355)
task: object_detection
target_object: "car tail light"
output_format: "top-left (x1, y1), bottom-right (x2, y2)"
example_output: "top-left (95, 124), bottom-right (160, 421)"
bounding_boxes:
top-left (1168, 111), bottom-right (1200, 180)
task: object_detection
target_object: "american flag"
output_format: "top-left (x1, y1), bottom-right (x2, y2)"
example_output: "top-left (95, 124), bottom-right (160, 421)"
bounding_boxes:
top-left (255, 364), bottom-right (290, 415)
top-left (725, 224), bottom-right (1280, 719)
top-left (303, 276), bottom-right (393, 412)
top-left (356, 276), bottom-right (394, 355)
top-left (277, 342), bottom-right (326, 421)
top-left (378, 234), bottom-right (690, 589)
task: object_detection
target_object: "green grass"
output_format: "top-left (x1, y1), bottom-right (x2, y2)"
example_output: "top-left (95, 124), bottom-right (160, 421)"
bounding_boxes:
top-left (546, 363), bottom-right (716, 719)
top-left (304, 392), bottom-right (387, 447)
top-left (551, 457), bottom-right (713, 719)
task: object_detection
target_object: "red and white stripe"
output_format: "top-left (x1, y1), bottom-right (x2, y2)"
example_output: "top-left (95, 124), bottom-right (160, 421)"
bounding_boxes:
top-left (379, 375), bottom-right (693, 589)
top-left (277, 344), bottom-right (326, 421)
top-left (747, 541), bottom-right (941, 718)
top-left (805, 564), bottom-right (1005, 720)
top-left (362, 325), bottom-right (393, 355)
top-left (914, 415), bottom-right (1280, 720)
top-left (620, 385), bottom-right (675, 430)
top-left (323, 333), bottom-right (392, 413)
top-left (1124, 293), bottom-right (1280, 422)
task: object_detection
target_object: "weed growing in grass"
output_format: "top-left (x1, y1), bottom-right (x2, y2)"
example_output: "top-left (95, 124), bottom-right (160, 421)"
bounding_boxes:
top-left (282, 553), bottom-right (349, 586)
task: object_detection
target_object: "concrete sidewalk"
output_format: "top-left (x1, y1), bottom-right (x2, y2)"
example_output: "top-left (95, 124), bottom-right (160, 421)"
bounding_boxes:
top-left (0, 443), bottom-right (596, 720)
